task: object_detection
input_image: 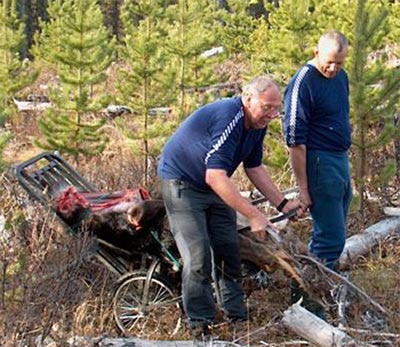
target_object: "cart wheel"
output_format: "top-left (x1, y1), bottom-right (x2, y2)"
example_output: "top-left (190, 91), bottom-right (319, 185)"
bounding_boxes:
top-left (113, 271), bottom-right (182, 338)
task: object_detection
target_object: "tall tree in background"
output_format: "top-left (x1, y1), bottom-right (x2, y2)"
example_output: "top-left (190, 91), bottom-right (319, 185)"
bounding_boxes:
top-left (117, 0), bottom-right (172, 184)
top-left (35, 0), bottom-right (114, 160)
top-left (99, 0), bottom-right (123, 42)
top-left (244, 0), bottom-right (316, 180)
top-left (313, 0), bottom-right (354, 35)
top-left (164, 0), bottom-right (220, 119)
top-left (387, 1), bottom-right (400, 185)
top-left (0, 0), bottom-right (38, 126)
top-left (248, 0), bottom-right (317, 84)
top-left (217, 0), bottom-right (260, 63)
top-left (32, 0), bottom-right (73, 67)
top-left (16, 0), bottom-right (33, 59)
top-left (17, 0), bottom-right (49, 58)
top-left (349, 0), bottom-right (400, 218)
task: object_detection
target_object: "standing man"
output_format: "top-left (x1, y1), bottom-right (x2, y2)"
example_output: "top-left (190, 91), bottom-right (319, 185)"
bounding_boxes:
top-left (158, 76), bottom-right (300, 344)
top-left (284, 30), bottom-right (352, 315)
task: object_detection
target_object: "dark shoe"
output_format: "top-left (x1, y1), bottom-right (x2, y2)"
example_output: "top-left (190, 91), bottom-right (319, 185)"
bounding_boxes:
top-left (226, 315), bottom-right (247, 323)
top-left (191, 323), bottom-right (213, 347)
top-left (290, 280), bottom-right (328, 321)
top-left (226, 306), bottom-right (251, 323)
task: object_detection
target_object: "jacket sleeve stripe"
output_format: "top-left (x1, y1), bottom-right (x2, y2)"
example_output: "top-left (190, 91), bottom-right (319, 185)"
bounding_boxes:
top-left (205, 109), bottom-right (244, 164)
top-left (288, 66), bottom-right (309, 146)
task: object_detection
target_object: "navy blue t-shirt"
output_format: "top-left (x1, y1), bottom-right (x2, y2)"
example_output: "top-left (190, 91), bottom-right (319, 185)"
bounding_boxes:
top-left (158, 97), bottom-right (266, 189)
top-left (284, 64), bottom-right (351, 151)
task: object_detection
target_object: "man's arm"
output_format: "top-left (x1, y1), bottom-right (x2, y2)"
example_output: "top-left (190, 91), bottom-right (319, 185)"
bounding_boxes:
top-left (244, 165), bottom-right (300, 213)
top-left (289, 144), bottom-right (312, 210)
top-left (205, 168), bottom-right (273, 239)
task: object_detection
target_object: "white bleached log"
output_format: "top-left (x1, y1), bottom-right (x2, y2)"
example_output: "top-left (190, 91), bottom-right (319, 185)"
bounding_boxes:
top-left (67, 336), bottom-right (234, 347)
top-left (383, 206), bottom-right (400, 216)
top-left (339, 217), bottom-right (400, 268)
top-left (282, 303), bottom-right (373, 347)
top-left (13, 98), bottom-right (52, 111)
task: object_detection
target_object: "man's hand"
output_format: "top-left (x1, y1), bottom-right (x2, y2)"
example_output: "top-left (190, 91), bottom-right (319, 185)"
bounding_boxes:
top-left (299, 189), bottom-right (312, 214)
top-left (249, 211), bottom-right (277, 241)
top-left (281, 198), bottom-right (303, 219)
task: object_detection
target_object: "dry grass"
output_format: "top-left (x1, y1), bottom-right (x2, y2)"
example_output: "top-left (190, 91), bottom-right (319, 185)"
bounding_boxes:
top-left (2, 169), bottom-right (399, 346)
top-left (0, 175), bottom-right (118, 343)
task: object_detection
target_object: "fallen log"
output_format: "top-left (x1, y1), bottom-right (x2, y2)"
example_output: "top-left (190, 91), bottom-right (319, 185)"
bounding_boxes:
top-left (282, 303), bottom-right (374, 347)
top-left (338, 217), bottom-right (400, 269)
top-left (66, 335), bottom-right (235, 347)
top-left (383, 206), bottom-right (400, 216)
top-left (13, 98), bottom-right (52, 111)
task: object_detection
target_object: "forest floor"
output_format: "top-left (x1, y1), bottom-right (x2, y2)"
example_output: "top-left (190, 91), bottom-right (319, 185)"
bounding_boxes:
top-left (1, 70), bottom-right (400, 346)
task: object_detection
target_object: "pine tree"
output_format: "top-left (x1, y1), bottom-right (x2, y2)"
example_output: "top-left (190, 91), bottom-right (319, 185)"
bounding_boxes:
top-left (117, 0), bottom-right (172, 184)
top-left (349, 0), bottom-right (400, 217)
top-left (313, 0), bottom-right (354, 35)
top-left (164, 0), bottom-right (220, 118)
top-left (0, 0), bottom-right (38, 125)
top-left (99, 0), bottom-right (123, 42)
top-left (15, 0), bottom-right (51, 58)
top-left (244, 0), bottom-right (317, 182)
top-left (31, 0), bottom-right (74, 66)
top-left (217, 0), bottom-right (260, 63)
top-left (34, 0), bottom-right (115, 160)
top-left (387, 0), bottom-right (400, 184)
top-left (0, 131), bottom-right (12, 172)
top-left (248, 0), bottom-right (317, 83)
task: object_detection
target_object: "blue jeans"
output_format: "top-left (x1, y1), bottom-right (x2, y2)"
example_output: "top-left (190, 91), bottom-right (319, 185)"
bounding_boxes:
top-left (161, 179), bottom-right (246, 327)
top-left (307, 150), bottom-right (352, 269)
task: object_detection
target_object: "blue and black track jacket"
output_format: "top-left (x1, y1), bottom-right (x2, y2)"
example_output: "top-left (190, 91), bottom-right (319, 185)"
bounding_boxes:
top-left (284, 64), bottom-right (351, 151)
top-left (158, 97), bottom-right (266, 189)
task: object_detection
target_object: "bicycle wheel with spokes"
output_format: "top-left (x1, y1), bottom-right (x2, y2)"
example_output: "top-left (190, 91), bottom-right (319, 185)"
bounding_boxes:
top-left (113, 271), bottom-right (182, 338)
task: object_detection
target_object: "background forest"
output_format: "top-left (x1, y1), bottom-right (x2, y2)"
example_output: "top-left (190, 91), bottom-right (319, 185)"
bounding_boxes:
top-left (1, 0), bottom-right (400, 346)
top-left (0, 0), bottom-right (400, 205)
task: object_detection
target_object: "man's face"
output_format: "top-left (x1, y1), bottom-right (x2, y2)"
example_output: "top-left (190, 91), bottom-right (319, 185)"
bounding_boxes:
top-left (246, 87), bottom-right (281, 129)
top-left (315, 44), bottom-right (348, 79)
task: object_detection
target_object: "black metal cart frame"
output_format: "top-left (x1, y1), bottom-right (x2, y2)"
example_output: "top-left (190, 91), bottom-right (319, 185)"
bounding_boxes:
top-left (14, 151), bottom-right (183, 337)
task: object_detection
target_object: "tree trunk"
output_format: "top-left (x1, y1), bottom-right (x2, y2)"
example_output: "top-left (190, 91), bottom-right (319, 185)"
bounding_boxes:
top-left (339, 217), bottom-right (400, 269)
top-left (282, 303), bottom-right (373, 347)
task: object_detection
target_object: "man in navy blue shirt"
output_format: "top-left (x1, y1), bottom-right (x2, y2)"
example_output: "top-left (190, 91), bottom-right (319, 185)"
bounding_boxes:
top-left (158, 76), bottom-right (300, 343)
top-left (284, 30), bottom-right (352, 318)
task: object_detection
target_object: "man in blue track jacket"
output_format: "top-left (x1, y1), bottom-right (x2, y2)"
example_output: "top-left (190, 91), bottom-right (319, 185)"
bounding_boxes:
top-left (158, 76), bottom-right (300, 343)
top-left (284, 30), bottom-right (352, 318)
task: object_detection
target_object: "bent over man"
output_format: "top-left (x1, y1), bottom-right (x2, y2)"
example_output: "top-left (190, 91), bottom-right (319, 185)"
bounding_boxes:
top-left (158, 76), bottom-right (300, 344)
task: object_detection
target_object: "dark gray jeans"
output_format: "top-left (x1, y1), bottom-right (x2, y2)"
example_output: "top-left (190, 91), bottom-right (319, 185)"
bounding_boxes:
top-left (161, 179), bottom-right (246, 327)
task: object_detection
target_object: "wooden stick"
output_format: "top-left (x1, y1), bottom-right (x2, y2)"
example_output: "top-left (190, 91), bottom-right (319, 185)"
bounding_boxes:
top-left (339, 327), bottom-right (400, 338)
top-left (336, 272), bottom-right (350, 329)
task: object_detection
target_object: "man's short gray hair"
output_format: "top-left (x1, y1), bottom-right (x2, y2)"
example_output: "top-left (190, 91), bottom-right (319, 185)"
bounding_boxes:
top-left (242, 76), bottom-right (280, 98)
top-left (318, 30), bottom-right (348, 53)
